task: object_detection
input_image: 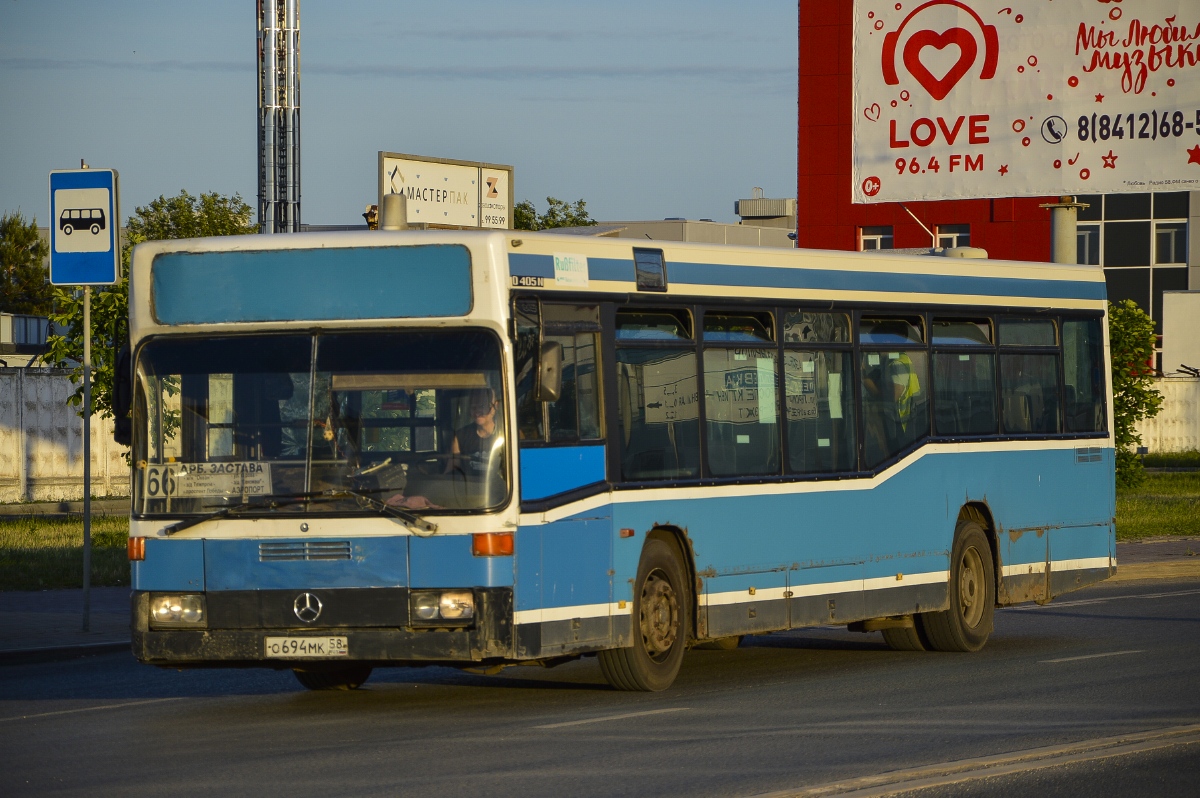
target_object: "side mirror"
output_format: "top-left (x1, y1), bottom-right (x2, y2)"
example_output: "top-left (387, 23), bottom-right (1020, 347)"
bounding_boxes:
top-left (535, 341), bottom-right (563, 403)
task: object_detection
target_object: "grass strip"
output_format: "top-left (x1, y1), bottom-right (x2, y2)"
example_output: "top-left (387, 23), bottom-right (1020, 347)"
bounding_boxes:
top-left (1116, 472), bottom-right (1200, 540)
top-left (1143, 450), bottom-right (1200, 469)
top-left (0, 515), bottom-right (130, 591)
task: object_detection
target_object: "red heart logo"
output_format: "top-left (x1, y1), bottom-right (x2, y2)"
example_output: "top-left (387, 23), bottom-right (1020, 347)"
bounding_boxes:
top-left (902, 28), bottom-right (978, 101)
top-left (863, 103), bottom-right (881, 122)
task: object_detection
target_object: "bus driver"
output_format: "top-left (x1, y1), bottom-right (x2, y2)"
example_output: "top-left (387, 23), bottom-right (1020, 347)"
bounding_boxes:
top-left (447, 388), bottom-right (502, 475)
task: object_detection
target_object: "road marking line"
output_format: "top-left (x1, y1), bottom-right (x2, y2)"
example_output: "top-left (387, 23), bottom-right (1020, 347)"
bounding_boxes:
top-left (533, 707), bottom-right (688, 729)
top-left (0, 697), bottom-right (184, 723)
top-left (751, 722), bottom-right (1200, 798)
top-left (1006, 587), bottom-right (1200, 611)
top-left (1041, 649), bottom-right (1144, 663)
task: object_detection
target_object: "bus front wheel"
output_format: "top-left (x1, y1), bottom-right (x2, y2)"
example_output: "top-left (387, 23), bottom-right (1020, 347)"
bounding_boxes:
top-left (292, 664), bottom-right (373, 691)
top-left (599, 537), bottom-right (690, 691)
top-left (920, 520), bottom-right (995, 652)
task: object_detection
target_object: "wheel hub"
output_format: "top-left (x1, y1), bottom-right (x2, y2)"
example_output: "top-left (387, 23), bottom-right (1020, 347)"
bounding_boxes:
top-left (958, 546), bottom-right (986, 627)
top-left (639, 570), bottom-right (679, 660)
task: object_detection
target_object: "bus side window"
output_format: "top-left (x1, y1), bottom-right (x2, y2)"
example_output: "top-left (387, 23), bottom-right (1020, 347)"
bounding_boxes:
top-left (782, 311), bottom-right (855, 474)
top-left (512, 299), bottom-right (544, 441)
top-left (931, 317), bottom-right (997, 437)
top-left (1062, 317), bottom-right (1105, 433)
top-left (515, 302), bottom-right (604, 444)
top-left (546, 331), bottom-right (602, 442)
top-left (998, 317), bottom-right (1061, 435)
top-left (859, 317), bottom-right (929, 468)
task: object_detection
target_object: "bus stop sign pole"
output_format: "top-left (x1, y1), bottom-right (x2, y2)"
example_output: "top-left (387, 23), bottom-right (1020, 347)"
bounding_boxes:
top-left (49, 166), bottom-right (120, 633)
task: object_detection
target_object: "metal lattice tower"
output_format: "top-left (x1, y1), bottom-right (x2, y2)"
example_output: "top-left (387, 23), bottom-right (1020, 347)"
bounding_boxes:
top-left (257, 0), bottom-right (300, 233)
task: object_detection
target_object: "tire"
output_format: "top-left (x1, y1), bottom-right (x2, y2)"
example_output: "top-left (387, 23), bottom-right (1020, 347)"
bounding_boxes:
top-left (695, 635), bottom-right (743, 651)
top-left (598, 537), bottom-right (690, 691)
top-left (63, 225), bottom-right (73, 235)
top-left (292, 664), bottom-right (373, 691)
top-left (881, 624), bottom-right (927, 651)
top-left (90, 223), bottom-right (100, 234)
top-left (920, 520), bottom-right (995, 652)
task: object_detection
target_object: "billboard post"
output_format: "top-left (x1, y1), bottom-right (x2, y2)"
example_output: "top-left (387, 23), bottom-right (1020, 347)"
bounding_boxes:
top-left (1040, 196), bottom-right (1090, 264)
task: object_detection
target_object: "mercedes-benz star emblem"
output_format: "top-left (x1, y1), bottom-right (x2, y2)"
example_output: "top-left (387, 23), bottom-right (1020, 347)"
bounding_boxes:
top-left (293, 592), bottom-right (323, 623)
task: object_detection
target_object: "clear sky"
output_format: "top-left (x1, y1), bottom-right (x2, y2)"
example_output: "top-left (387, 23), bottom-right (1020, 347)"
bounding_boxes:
top-left (0, 0), bottom-right (797, 228)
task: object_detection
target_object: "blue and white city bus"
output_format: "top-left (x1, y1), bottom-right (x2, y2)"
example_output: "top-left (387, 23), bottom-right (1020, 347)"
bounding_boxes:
top-left (124, 231), bottom-right (1113, 691)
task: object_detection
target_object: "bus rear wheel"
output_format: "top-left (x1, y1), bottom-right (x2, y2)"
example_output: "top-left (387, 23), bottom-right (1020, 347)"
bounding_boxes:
top-left (920, 520), bottom-right (995, 652)
top-left (598, 537), bottom-right (690, 691)
top-left (292, 664), bottom-right (373, 691)
top-left (881, 623), bottom-right (930, 651)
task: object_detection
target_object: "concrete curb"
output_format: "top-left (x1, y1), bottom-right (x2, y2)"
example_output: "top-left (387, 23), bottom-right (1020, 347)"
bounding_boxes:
top-left (0, 640), bottom-right (131, 666)
top-left (1110, 561), bottom-right (1200, 583)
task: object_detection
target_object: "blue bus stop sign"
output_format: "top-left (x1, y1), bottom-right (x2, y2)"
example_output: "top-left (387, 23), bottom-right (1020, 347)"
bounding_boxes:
top-left (49, 169), bottom-right (120, 285)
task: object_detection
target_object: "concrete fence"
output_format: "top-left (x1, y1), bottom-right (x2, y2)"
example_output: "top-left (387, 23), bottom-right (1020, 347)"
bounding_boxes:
top-left (0, 369), bottom-right (129, 503)
top-left (1137, 376), bottom-right (1200, 453)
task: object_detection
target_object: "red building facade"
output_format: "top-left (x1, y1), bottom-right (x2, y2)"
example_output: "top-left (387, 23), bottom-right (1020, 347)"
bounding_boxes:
top-left (796, 1), bottom-right (1055, 259)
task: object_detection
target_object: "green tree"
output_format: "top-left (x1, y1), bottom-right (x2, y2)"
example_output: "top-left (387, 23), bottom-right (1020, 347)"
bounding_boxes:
top-left (0, 210), bottom-right (52, 315)
top-left (513, 197), bottom-right (596, 230)
top-left (47, 190), bottom-right (256, 419)
top-left (1108, 299), bottom-right (1162, 487)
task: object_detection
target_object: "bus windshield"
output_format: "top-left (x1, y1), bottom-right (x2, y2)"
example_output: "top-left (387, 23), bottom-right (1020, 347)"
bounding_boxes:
top-left (133, 330), bottom-right (508, 517)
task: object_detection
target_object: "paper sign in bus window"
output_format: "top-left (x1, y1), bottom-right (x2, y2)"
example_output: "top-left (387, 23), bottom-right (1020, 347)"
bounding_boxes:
top-left (702, 349), bottom-right (776, 425)
top-left (828, 372), bottom-right (844, 419)
top-left (142, 462), bottom-right (274, 500)
top-left (785, 352), bottom-right (819, 421)
top-left (644, 353), bottom-right (699, 424)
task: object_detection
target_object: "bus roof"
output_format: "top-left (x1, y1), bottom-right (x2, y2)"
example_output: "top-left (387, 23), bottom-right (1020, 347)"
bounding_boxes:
top-left (129, 230), bottom-right (1105, 343)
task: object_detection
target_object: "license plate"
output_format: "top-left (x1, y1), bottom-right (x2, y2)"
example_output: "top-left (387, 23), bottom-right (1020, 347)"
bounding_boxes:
top-left (264, 636), bottom-right (348, 658)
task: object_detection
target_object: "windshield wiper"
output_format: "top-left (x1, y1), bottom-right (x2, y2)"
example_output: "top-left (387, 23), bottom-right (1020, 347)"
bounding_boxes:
top-left (309, 489), bottom-right (438, 536)
top-left (160, 489), bottom-right (437, 537)
top-left (161, 497), bottom-right (301, 536)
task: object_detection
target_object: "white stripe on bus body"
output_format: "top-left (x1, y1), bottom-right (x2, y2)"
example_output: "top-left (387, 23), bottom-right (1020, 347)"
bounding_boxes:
top-left (1000, 556), bottom-right (1111, 577)
top-left (519, 440), bottom-right (1113, 527)
top-left (512, 602), bottom-right (630, 626)
top-left (511, 558), bottom-right (1112, 627)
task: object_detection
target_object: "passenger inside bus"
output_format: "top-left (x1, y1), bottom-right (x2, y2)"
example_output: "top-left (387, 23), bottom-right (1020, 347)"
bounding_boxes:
top-left (861, 320), bottom-right (928, 467)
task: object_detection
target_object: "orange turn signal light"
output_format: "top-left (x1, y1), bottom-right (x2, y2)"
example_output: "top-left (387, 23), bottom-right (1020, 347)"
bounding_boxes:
top-left (128, 537), bottom-right (146, 561)
top-left (472, 532), bottom-right (514, 557)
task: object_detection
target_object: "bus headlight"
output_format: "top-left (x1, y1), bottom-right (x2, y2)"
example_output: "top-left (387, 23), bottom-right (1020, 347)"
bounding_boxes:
top-left (439, 591), bottom-right (475, 620)
top-left (410, 590), bottom-right (475, 625)
top-left (149, 594), bottom-right (207, 628)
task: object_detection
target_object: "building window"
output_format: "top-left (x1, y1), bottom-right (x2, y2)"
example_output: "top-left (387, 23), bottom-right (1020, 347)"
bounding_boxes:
top-left (1155, 222), bottom-right (1187, 264)
top-left (936, 224), bottom-right (970, 249)
top-left (1077, 224), bottom-right (1100, 265)
top-left (859, 226), bottom-right (893, 251)
top-left (1078, 192), bottom-right (1190, 345)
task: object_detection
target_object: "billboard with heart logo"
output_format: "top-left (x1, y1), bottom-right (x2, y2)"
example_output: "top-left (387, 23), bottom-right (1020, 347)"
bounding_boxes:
top-left (852, 0), bottom-right (1200, 203)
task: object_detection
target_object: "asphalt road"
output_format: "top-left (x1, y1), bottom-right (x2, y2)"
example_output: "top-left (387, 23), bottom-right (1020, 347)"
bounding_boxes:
top-left (2, 578), bottom-right (1199, 798)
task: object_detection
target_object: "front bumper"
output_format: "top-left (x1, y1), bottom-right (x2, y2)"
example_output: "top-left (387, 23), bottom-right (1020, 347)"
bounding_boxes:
top-left (131, 588), bottom-right (514, 667)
